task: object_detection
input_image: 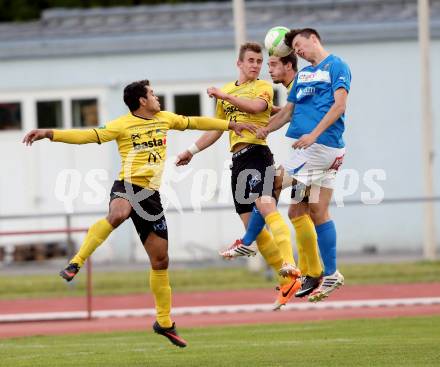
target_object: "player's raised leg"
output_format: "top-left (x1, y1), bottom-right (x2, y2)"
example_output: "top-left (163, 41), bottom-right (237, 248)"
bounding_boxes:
top-left (59, 196), bottom-right (130, 281)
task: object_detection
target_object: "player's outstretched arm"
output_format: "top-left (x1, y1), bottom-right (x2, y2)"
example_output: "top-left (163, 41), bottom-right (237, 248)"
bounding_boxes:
top-left (22, 129), bottom-right (53, 146)
top-left (207, 87), bottom-right (268, 114)
top-left (256, 102), bottom-right (294, 139)
top-left (176, 131), bottom-right (223, 166)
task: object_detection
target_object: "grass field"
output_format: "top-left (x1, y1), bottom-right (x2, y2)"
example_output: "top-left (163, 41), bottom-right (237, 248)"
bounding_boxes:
top-left (0, 260), bottom-right (439, 300)
top-left (1, 316), bottom-right (439, 366)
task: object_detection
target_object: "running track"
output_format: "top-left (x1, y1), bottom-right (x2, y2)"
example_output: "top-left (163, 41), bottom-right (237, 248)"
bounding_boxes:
top-left (1, 283), bottom-right (440, 339)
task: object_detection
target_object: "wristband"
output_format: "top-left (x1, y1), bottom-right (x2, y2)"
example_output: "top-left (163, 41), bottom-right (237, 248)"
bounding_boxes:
top-left (188, 143), bottom-right (200, 155)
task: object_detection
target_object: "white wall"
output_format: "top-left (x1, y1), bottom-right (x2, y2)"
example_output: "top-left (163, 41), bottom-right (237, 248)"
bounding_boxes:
top-left (0, 39), bottom-right (439, 262)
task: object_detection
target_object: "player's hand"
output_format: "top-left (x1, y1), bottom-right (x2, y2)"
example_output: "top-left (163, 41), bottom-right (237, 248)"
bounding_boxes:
top-left (207, 87), bottom-right (225, 100)
top-left (256, 127), bottom-right (270, 139)
top-left (271, 105), bottom-right (282, 115)
top-left (228, 122), bottom-right (257, 137)
top-left (175, 150), bottom-right (193, 166)
top-left (293, 134), bottom-right (316, 149)
top-left (22, 129), bottom-right (52, 146)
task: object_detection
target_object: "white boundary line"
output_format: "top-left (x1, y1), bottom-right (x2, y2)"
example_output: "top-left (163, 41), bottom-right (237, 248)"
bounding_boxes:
top-left (1, 297), bottom-right (440, 323)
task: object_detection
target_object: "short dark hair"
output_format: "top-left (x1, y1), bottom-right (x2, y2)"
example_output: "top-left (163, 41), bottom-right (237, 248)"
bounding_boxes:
top-left (279, 52), bottom-right (298, 72)
top-left (284, 28), bottom-right (322, 48)
top-left (238, 42), bottom-right (262, 61)
top-left (123, 79), bottom-right (150, 112)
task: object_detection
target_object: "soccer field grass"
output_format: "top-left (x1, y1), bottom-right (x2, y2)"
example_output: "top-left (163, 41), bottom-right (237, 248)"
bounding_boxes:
top-left (1, 316), bottom-right (439, 367)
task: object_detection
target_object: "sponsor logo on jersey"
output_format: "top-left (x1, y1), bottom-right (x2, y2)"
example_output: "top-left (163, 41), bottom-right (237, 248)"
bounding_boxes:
top-left (133, 137), bottom-right (167, 151)
top-left (148, 151), bottom-right (163, 164)
top-left (297, 70), bottom-right (330, 84)
top-left (296, 87), bottom-right (316, 100)
top-left (224, 104), bottom-right (240, 115)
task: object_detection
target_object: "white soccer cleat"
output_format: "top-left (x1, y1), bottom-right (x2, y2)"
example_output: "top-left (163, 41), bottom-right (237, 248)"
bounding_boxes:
top-left (278, 262), bottom-right (301, 278)
top-left (308, 270), bottom-right (345, 302)
top-left (219, 239), bottom-right (258, 258)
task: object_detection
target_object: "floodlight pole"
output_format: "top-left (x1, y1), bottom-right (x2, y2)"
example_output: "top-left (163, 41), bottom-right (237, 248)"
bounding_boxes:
top-left (233, 0), bottom-right (247, 54)
top-left (418, 0), bottom-right (437, 259)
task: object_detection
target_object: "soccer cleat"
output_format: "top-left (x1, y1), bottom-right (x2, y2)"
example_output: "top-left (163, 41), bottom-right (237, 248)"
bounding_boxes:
top-left (59, 263), bottom-right (80, 282)
top-left (272, 274), bottom-right (302, 310)
top-left (278, 262), bottom-right (301, 278)
top-left (308, 270), bottom-right (344, 303)
top-left (153, 321), bottom-right (187, 348)
top-left (219, 239), bottom-right (258, 258)
top-left (295, 275), bottom-right (322, 298)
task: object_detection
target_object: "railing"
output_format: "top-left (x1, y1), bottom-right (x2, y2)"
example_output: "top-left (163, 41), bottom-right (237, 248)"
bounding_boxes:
top-left (0, 195), bottom-right (438, 322)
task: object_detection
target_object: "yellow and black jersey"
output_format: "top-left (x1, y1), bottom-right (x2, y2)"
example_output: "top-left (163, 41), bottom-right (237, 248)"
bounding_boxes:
top-left (215, 79), bottom-right (273, 151)
top-left (52, 111), bottom-right (229, 190)
top-left (286, 79), bottom-right (294, 94)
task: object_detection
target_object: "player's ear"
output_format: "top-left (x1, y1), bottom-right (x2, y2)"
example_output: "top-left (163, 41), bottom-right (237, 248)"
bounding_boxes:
top-left (139, 96), bottom-right (147, 107)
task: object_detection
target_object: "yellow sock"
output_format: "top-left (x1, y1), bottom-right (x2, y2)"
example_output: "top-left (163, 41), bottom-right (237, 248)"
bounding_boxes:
top-left (70, 218), bottom-right (113, 267)
top-left (265, 212), bottom-right (295, 266)
top-left (291, 215), bottom-right (323, 277)
top-left (150, 269), bottom-right (172, 328)
top-left (255, 229), bottom-right (288, 286)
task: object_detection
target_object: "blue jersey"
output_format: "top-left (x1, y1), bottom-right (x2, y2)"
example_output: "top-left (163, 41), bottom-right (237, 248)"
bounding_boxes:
top-left (286, 54), bottom-right (351, 148)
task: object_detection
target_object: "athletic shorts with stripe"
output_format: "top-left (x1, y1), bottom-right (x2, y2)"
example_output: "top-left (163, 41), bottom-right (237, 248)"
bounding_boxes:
top-left (284, 139), bottom-right (345, 190)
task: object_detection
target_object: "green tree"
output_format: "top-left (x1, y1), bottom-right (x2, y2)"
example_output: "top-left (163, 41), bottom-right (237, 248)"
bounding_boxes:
top-left (0, 0), bottom-right (225, 22)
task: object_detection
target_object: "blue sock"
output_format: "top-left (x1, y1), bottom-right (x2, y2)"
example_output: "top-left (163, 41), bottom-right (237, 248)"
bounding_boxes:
top-left (242, 206), bottom-right (266, 245)
top-left (315, 220), bottom-right (337, 276)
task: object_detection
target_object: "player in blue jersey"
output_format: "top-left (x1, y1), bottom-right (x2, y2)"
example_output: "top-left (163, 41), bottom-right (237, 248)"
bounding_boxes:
top-left (234, 28), bottom-right (351, 302)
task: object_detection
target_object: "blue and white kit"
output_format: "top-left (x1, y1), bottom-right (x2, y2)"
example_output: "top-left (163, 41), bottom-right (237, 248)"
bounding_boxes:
top-left (284, 54), bottom-right (351, 188)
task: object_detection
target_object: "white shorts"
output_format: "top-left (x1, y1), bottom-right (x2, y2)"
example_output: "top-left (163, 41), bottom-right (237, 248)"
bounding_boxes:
top-left (283, 138), bottom-right (345, 189)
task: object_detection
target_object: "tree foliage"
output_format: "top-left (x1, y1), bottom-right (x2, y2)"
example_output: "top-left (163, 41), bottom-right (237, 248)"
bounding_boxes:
top-left (0, 0), bottom-right (224, 22)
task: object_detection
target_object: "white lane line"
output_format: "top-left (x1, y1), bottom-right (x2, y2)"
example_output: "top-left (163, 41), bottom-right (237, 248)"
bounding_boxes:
top-left (1, 297), bottom-right (440, 323)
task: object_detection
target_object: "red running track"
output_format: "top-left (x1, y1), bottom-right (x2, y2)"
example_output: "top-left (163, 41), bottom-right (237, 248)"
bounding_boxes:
top-left (1, 283), bottom-right (440, 339)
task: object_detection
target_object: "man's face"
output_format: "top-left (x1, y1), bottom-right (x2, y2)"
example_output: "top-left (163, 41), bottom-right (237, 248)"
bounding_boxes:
top-left (141, 86), bottom-right (161, 113)
top-left (291, 34), bottom-right (315, 62)
top-left (268, 56), bottom-right (287, 84)
top-left (238, 50), bottom-right (263, 81)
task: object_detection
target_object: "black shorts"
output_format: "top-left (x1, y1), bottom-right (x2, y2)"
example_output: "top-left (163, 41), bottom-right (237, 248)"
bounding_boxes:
top-left (230, 144), bottom-right (276, 215)
top-left (110, 180), bottom-right (168, 243)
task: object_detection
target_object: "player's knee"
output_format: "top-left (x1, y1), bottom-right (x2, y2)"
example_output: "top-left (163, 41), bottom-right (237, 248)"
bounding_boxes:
top-left (309, 206), bottom-right (329, 225)
top-left (255, 196), bottom-right (276, 217)
top-left (288, 206), bottom-right (299, 219)
top-left (107, 208), bottom-right (130, 227)
top-left (151, 254), bottom-right (169, 270)
top-left (288, 204), bottom-right (308, 220)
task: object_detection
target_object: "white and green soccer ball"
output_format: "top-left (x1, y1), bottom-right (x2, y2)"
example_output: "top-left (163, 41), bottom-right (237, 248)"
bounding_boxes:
top-left (264, 26), bottom-right (292, 57)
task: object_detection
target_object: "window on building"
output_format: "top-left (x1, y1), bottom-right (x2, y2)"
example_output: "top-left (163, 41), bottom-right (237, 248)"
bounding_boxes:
top-left (72, 99), bottom-right (98, 127)
top-left (174, 94), bottom-right (200, 116)
top-left (157, 95), bottom-right (165, 110)
top-left (0, 102), bottom-right (21, 130)
top-left (37, 101), bottom-right (62, 128)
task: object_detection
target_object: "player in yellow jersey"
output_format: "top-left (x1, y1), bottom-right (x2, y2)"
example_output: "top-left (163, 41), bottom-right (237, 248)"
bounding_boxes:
top-left (175, 42), bottom-right (301, 309)
top-left (22, 79), bottom-right (256, 348)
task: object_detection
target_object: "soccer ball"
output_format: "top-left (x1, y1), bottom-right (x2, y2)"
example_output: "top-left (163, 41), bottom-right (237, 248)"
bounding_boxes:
top-left (264, 26), bottom-right (292, 57)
